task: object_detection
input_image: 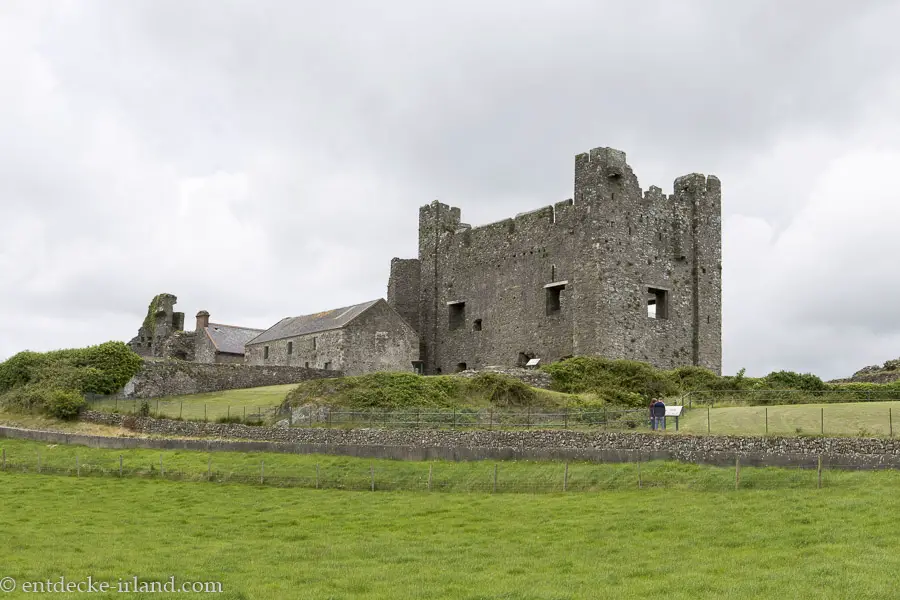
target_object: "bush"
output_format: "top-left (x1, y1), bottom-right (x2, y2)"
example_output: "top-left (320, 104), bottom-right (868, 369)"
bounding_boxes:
top-left (467, 373), bottom-right (536, 407)
top-left (44, 389), bottom-right (85, 420)
top-left (542, 356), bottom-right (679, 398)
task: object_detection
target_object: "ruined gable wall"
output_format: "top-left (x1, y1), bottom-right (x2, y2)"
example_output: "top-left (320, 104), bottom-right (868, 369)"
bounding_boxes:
top-left (342, 301), bottom-right (419, 375)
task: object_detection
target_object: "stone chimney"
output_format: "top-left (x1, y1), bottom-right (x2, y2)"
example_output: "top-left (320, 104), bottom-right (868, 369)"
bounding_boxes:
top-left (196, 310), bottom-right (210, 331)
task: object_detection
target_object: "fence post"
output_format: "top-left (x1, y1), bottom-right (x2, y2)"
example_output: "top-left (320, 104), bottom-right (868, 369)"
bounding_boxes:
top-left (493, 464), bottom-right (498, 494)
top-left (416, 407), bottom-right (420, 429)
top-left (156, 398), bottom-right (160, 417)
top-left (564, 407), bottom-right (569, 429)
top-left (315, 464), bottom-right (320, 489)
top-left (891, 408), bottom-right (893, 438)
top-left (637, 454), bottom-right (642, 489)
top-left (428, 463), bottom-right (433, 492)
top-left (119, 455), bottom-right (123, 477)
top-left (817, 456), bottom-right (823, 489)
top-left (564, 462), bottom-right (569, 492)
top-left (821, 407), bottom-right (824, 436)
top-left (370, 464), bottom-right (375, 492)
top-left (707, 407), bottom-right (711, 434)
top-left (180, 401), bottom-right (183, 419)
top-left (76, 453), bottom-right (80, 477)
top-left (735, 456), bottom-right (740, 490)
top-left (765, 407), bottom-right (768, 436)
top-left (453, 409), bottom-right (457, 429)
top-left (37, 450), bottom-right (41, 474)
top-left (204, 404), bottom-right (207, 422)
top-left (489, 408), bottom-right (493, 430)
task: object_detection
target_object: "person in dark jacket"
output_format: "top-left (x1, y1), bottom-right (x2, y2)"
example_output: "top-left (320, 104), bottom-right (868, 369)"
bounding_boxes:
top-left (652, 399), bottom-right (667, 430)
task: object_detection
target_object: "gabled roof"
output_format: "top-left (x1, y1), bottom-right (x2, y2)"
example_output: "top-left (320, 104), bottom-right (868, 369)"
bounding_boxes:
top-left (247, 299), bottom-right (382, 346)
top-left (205, 323), bottom-right (266, 355)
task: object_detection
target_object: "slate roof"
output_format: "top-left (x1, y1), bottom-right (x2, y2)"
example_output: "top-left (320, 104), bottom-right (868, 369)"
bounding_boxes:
top-left (247, 299), bottom-right (382, 346)
top-left (205, 323), bottom-right (266, 355)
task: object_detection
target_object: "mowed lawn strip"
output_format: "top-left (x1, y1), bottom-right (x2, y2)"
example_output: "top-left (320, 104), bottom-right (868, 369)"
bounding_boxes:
top-left (677, 400), bottom-right (900, 437)
top-left (1, 472), bottom-right (900, 599)
top-left (85, 383), bottom-right (298, 421)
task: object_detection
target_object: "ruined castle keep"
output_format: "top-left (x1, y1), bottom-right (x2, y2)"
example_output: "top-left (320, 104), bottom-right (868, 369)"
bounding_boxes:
top-left (387, 146), bottom-right (722, 375)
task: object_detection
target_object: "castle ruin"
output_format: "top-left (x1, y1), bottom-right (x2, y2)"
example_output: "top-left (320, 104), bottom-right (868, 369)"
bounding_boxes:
top-left (387, 145), bottom-right (722, 375)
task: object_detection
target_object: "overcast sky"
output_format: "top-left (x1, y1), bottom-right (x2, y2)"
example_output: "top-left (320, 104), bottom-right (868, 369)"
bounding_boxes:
top-left (2, 0), bottom-right (900, 380)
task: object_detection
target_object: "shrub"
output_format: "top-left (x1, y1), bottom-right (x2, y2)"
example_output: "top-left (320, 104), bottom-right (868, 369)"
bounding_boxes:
top-left (44, 389), bottom-right (85, 420)
top-left (542, 356), bottom-right (678, 398)
top-left (0, 351), bottom-right (46, 393)
top-left (467, 373), bottom-right (536, 407)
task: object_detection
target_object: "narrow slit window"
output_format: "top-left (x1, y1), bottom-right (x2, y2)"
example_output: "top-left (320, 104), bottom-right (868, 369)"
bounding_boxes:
top-left (287, 341), bottom-right (293, 355)
top-left (473, 319), bottom-right (482, 331)
top-left (263, 346), bottom-right (269, 359)
top-left (647, 287), bottom-right (669, 320)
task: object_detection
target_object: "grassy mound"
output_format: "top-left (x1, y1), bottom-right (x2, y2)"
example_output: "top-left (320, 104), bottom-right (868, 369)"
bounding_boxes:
top-left (284, 371), bottom-right (573, 411)
top-left (0, 342), bottom-right (142, 419)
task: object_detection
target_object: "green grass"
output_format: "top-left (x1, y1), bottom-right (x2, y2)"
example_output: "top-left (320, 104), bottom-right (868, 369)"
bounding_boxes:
top-left (3, 465), bottom-right (900, 598)
top-left (678, 400), bottom-right (900, 437)
top-left (85, 384), bottom-right (297, 421)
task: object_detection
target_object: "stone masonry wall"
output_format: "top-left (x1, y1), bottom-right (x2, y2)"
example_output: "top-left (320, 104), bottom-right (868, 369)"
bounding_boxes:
top-left (68, 411), bottom-right (900, 469)
top-left (117, 359), bottom-right (339, 399)
top-left (396, 145), bottom-right (722, 376)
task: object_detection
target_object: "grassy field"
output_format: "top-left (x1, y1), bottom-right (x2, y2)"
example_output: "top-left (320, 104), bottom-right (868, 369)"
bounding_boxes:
top-left (85, 384), bottom-right (297, 421)
top-left (3, 467), bottom-right (900, 599)
top-left (0, 437), bottom-right (830, 493)
top-left (677, 401), bottom-right (900, 437)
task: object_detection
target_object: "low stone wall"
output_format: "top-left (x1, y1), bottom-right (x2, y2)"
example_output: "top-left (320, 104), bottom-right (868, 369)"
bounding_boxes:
top-left (114, 360), bottom-right (340, 399)
top-left (71, 410), bottom-right (900, 469)
top-left (454, 366), bottom-right (553, 389)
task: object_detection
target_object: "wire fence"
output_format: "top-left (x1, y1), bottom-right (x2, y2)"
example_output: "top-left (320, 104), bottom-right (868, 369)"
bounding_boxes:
top-left (0, 445), bottom-right (850, 493)
top-left (82, 396), bottom-right (278, 424)
top-left (279, 407), bottom-right (656, 430)
top-left (679, 388), bottom-right (900, 407)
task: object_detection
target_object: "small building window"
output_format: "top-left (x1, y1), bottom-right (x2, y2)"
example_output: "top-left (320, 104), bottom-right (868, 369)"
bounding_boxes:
top-left (473, 319), bottom-right (482, 331)
top-left (287, 341), bottom-right (293, 355)
top-left (312, 337), bottom-right (317, 351)
top-left (647, 287), bottom-right (669, 319)
top-left (545, 283), bottom-right (565, 315)
top-left (264, 346), bottom-right (269, 359)
top-left (324, 361), bottom-right (331, 370)
top-left (449, 302), bottom-right (466, 330)
top-left (304, 361), bottom-right (309, 368)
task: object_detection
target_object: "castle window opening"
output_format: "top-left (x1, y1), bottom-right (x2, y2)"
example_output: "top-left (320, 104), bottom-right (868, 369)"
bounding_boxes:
top-left (544, 281), bottom-right (567, 316)
top-left (448, 302), bottom-right (466, 330)
top-left (305, 362), bottom-right (309, 368)
top-left (647, 287), bottom-right (669, 320)
top-left (287, 341), bottom-right (293, 355)
top-left (312, 337), bottom-right (317, 351)
top-left (473, 319), bottom-right (482, 331)
top-left (263, 346), bottom-right (269, 359)
top-left (456, 362), bottom-right (467, 372)
top-left (324, 361), bottom-right (332, 370)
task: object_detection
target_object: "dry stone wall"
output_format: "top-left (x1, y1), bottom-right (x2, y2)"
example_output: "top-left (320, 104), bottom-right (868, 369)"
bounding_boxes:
top-left (116, 360), bottom-right (338, 399)
top-left (74, 410), bottom-right (900, 469)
